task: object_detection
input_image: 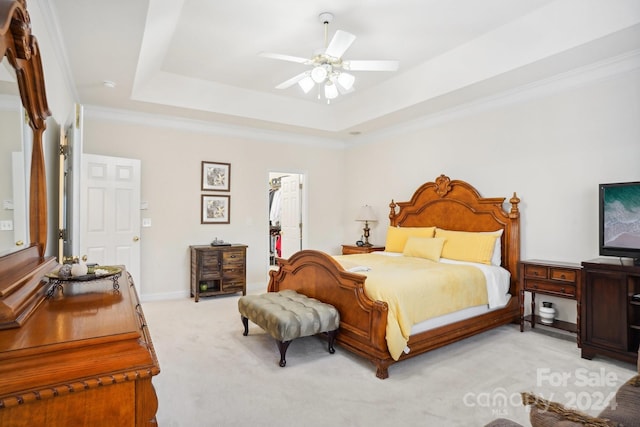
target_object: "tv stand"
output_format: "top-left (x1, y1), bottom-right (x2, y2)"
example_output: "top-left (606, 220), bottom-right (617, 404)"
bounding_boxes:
top-left (581, 258), bottom-right (640, 365)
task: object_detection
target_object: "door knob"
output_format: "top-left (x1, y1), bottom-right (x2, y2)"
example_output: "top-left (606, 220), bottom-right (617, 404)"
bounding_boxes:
top-left (133, 236), bottom-right (140, 242)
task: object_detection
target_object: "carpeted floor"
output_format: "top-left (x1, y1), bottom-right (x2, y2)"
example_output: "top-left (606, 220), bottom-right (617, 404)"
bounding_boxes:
top-left (142, 291), bottom-right (636, 427)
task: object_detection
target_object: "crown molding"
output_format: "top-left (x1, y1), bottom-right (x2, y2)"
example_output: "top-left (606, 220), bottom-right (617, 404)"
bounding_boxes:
top-left (353, 49), bottom-right (640, 146)
top-left (82, 105), bottom-right (346, 149)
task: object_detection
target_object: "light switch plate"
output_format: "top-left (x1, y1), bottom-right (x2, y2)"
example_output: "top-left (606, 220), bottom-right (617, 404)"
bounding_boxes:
top-left (0, 220), bottom-right (13, 231)
top-left (142, 218), bottom-right (152, 227)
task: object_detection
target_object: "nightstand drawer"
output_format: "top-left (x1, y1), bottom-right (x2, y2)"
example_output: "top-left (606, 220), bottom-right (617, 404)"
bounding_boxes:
top-left (549, 268), bottom-right (576, 282)
top-left (524, 280), bottom-right (576, 297)
top-left (524, 264), bottom-right (548, 279)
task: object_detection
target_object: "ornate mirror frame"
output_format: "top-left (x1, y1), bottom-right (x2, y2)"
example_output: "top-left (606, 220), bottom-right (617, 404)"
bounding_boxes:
top-left (0, 0), bottom-right (57, 329)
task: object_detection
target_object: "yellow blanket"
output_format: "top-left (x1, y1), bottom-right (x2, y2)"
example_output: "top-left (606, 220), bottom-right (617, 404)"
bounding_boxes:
top-left (335, 254), bottom-right (488, 360)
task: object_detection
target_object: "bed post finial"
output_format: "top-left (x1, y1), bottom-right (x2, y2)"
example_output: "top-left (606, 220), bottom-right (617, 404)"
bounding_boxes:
top-left (509, 192), bottom-right (520, 218)
top-left (389, 200), bottom-right (397, 226)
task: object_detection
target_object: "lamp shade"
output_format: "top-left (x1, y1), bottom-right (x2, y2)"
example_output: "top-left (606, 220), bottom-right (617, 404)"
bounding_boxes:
top-left (324, 82), bottom-right (339, 99)
top-left (356, 205), bottom-right (377, 222)
top-left (337, 72), bottom-right (355, 91)
top-left (298, 76), bottom-right (315, 93)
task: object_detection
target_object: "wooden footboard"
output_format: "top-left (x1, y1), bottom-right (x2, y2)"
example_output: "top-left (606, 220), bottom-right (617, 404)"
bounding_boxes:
top-left (268, 250), bottom-right (395, 377)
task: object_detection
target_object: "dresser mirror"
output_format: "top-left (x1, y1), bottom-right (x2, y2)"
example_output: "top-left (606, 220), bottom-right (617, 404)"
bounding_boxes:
top-left (0, 0), bottom-right (57, 329)
top-left (0, 61), bottom-right (29, 256)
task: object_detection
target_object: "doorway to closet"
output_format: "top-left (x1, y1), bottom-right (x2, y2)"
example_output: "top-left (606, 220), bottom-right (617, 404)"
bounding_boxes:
top-left (268, 172), bottom-right (305, 266)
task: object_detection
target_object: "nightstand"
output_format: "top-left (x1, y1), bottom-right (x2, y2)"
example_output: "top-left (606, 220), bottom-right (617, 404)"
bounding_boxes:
top-left (519, 259), bottom-right (582, 345)
top-left (342, 245), bottom-right (385, 255)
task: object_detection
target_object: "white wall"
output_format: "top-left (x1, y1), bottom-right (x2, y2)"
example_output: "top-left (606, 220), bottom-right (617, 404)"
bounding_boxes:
top-left (343, 65), bottom-right (640, 321)
top-left (81, 116), bottom-right (346, 298)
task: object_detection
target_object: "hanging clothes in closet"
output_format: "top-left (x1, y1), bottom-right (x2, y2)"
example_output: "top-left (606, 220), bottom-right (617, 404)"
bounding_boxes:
top-left (269, 177), bottom-right (282, 264)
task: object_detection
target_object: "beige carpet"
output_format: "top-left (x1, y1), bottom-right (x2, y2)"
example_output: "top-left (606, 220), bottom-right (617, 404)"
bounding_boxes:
top-left (142, 292), bottom-right (636, 427)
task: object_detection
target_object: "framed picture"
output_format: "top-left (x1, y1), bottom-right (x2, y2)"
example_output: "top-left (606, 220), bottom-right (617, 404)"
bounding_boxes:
top-left (201, 195), bottom-right (230, 224)
top-left (201, 161), bottom-right (230, 191)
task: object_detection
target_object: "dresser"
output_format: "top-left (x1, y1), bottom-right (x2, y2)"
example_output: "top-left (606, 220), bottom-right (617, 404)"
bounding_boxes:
top-left (0, 267), bottom-right (160, 426)
top-left (190, 244), bottom-right (248, 302)
top-left (519, 259), bottom-right (582, 344)
top-left (581, 258), bottom-right (640, 365)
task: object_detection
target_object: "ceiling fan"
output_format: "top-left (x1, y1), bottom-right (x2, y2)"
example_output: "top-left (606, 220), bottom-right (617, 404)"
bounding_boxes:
top-left (259, 12), bottom-right (399, 102)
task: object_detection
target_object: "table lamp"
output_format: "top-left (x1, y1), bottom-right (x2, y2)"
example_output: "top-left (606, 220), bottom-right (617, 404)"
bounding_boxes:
top-left (356, 205), bottom-right (377, 247)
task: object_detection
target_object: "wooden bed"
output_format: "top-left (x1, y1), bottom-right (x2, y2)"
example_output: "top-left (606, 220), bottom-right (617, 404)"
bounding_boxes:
top-left (268, 174), bottom-right (521, 379)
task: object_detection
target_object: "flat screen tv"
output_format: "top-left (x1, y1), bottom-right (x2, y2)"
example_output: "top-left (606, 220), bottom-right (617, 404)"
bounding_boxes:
top-left (599, 181), bottom-right (640, 265)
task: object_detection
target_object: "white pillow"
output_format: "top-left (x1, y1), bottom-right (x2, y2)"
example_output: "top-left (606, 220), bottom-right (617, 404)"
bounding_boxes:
top-left (482, 229), bottom-right (503, 266)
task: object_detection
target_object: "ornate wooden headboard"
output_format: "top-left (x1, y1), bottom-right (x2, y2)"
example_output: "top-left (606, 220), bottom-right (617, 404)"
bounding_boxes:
top-left (388, 174), bottom-right (521, 293)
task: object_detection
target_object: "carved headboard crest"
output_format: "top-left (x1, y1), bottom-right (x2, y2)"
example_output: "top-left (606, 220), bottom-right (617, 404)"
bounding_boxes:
top-left (434, 174), bottom-right (452, 197)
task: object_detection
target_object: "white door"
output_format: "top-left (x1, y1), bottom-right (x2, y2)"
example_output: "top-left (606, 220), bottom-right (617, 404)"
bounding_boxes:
top-left (279, 174), bottom-right (302, 259)
top-left (60, 104), bottom-right (83, 261)
top-left (81, 154), bottom-right (141, 284)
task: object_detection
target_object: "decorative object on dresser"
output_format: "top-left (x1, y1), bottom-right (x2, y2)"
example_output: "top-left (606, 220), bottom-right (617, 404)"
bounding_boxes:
top-left (355, 205), bottom-right (377, 246)
top-left (269, 174), bottom-right (521, 379)
top-left (190, 244), bottom-right (247, 302)
top-left (519, 260), bottom-right (582, 345)
top-left (581, 257), bottom-right (640, 365)
top-left (342, 244), bottom-right (385, 255)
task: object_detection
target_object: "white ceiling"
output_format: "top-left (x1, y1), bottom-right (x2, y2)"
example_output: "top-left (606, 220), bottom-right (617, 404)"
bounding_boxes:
top-left (45, 0), bottom-right (640, 140)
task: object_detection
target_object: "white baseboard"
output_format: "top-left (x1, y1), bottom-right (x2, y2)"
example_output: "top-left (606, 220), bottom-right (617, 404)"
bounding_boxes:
top-left (139, 282), bottom-right (267, 302)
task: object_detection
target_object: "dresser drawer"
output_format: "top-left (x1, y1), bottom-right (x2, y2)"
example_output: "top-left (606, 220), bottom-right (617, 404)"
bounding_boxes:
top-left (223, 265), bottom-right (244, 279)
top-left (222, 250), bottom-right (245, 265)
top-left (524, 280), bottom-right (576, 297)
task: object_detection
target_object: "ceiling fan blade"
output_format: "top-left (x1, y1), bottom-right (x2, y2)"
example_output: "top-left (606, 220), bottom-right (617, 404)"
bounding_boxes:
top-left (275, 72), bottom-right (309, 89)
top-left (343, 60), bottom-right (399, 71)
top-left (259, 52), bottom-right (311, 64)
top-left (325, 30), bottom-right (356, 58)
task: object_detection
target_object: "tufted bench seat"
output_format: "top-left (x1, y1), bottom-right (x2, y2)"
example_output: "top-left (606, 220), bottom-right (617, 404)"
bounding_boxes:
top-left (238, 290), bottom-right (340, 367)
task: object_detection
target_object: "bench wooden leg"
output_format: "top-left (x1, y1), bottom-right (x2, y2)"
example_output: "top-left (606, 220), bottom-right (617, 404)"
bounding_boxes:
top-left (241, 316), bottom-right (249, 336)
top-left (277, 340), bottom-right (292, 367)
top-left (326, 330), bottom-right (337, 354)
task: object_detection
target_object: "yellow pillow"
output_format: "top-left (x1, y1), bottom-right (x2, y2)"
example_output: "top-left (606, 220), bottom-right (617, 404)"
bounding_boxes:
top-left (434, 228), bottom-right (499, 265)
top-left (385, 226), bottom-right (436, 252)
top-left (403, 237), bottom-right (445, 261)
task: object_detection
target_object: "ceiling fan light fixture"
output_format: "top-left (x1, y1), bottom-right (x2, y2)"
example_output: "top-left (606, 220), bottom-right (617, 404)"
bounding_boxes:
top-left (336, 72), bottom-right (355, 91)
top-left (310, 65), bottom-right (328, 83)
top-left (298, 76), bottom-right (315, 93)
top-left (324, 82), bottom-right (339, 99)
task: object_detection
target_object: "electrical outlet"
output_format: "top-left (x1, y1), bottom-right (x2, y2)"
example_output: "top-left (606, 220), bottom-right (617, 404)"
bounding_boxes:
top-left (142, 218), bottom-right (152, 227)
top-left (0, 220), bottom-right (13, 231)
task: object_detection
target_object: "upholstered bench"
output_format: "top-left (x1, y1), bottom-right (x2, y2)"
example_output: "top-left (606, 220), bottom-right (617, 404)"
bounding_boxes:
top-left (238, 290), bottom-right (340, 367)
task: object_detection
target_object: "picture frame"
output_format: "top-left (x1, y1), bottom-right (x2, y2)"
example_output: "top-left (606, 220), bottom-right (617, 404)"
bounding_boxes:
top-left (201, 195), bottom-right (230, 224)
top-left (201, 161), bottom-right (230, 192)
